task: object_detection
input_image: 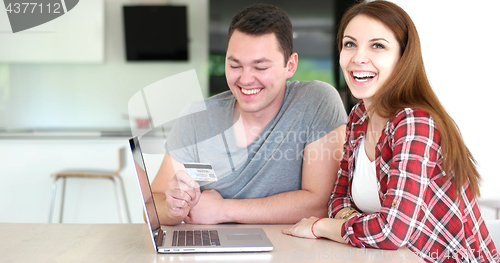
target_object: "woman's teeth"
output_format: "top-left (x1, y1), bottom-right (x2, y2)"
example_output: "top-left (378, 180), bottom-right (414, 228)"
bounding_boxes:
top-left (353, 72), bottom-right (375, 82)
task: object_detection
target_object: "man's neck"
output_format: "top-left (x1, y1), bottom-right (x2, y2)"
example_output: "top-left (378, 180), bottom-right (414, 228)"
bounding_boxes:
top-left (233, 103), bottom-right (277, 147)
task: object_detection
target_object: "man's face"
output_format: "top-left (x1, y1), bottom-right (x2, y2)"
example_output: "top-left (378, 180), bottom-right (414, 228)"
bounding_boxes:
top-left (225, 30), bottom-right (297, 118)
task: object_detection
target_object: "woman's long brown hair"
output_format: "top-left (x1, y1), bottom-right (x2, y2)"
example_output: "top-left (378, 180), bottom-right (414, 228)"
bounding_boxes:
top-left (337, 0), bottom-right (480, 198)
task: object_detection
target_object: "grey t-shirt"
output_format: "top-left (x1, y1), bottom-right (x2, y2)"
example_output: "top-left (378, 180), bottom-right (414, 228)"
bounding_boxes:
top-left (166, 80), bottom-right (347, 199)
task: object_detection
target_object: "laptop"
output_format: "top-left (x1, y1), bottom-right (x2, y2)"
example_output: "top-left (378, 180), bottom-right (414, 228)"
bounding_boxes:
top-left (128, 136), bottom-right (274, 253)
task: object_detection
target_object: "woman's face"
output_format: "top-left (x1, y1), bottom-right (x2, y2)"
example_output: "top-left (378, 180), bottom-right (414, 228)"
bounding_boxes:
top-left (340, 15), bottom-right (401, 107)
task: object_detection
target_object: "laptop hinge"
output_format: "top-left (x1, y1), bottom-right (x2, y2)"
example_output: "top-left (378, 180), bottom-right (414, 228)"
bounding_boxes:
top-left (154, 229), bottom-right (164, 247)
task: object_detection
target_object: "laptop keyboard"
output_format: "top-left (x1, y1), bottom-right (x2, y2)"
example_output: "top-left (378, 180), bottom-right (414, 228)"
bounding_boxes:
top-left (172, 230), bottom-right (220, 246)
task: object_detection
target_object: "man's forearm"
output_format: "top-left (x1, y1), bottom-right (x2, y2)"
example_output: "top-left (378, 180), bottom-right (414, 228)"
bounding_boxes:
top-left (153, 192), bottom-right (185, 225)
top-left (223, 189), bottom-right (328, 224)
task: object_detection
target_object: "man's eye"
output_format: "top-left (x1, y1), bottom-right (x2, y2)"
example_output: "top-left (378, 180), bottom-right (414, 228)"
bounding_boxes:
top-left (230, 65), bottom-right (241, 69)
top-left (256, 67), bottom-right (268, 71)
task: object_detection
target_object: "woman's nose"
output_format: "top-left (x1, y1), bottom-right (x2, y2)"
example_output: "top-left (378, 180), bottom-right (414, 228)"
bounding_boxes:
top-left (351, 49), bottom-right (369, 65)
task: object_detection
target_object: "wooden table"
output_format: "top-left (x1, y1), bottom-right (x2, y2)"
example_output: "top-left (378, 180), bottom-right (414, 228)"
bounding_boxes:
top-left (0, 223), bottom-right (425, 263)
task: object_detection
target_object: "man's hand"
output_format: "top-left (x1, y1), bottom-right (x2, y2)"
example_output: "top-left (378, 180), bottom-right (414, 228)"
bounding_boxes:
top-left (164, 170), bottom-right (201, 220)
top-left (184, 189), bottom-right (226, 224)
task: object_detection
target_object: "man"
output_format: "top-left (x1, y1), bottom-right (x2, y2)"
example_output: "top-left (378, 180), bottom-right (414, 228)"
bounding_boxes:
top-left (151, 4), bottom-right (347, 225)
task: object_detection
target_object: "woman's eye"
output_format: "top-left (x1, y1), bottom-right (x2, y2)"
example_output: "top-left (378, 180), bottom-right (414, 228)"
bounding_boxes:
top-left (344, 41), bottom-right (355, 48)
top-left (373, 43), bottom-right (385, 49)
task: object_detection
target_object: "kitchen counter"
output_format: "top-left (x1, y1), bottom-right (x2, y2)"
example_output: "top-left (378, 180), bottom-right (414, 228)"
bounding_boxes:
top-left (0, 127), bottom-right (168, 139)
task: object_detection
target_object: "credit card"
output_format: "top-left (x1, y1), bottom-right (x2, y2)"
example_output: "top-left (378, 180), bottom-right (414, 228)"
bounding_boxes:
top-left (183, 163), bottom-right (218, 182)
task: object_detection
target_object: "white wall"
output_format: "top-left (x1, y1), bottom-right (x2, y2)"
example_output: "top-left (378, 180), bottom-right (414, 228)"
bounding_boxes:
top-left (390, 0), bottom-right (500, 217)
top-left (0, 0), bottom-right (209, 129)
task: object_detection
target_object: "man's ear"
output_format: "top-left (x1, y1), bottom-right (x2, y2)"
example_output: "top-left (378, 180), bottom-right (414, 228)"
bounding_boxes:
top-left (285, 52), bottom-right (298, 79)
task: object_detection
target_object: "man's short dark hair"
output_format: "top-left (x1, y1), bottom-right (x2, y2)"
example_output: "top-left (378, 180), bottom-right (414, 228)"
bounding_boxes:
top-left (228, 4), bottom-right (294, 66)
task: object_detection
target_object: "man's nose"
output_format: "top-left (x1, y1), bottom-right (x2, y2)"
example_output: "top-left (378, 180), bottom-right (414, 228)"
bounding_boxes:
top-left (239, 68), bottom-right (255, 85)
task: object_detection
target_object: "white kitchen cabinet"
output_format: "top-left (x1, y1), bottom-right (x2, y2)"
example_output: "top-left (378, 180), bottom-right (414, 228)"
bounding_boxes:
top-left (0, 0), bottom-right (104, 63)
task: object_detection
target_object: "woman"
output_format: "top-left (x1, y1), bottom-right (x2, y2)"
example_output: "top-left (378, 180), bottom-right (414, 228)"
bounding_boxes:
top-left (282, 1), bottom-right (499, 262)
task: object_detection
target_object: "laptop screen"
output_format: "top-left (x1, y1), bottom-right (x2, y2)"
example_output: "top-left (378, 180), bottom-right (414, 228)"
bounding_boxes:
top-left (129, 137), bottom-right (161, 238)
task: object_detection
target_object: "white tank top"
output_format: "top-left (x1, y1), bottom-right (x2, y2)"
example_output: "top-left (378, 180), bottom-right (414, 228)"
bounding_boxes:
top-left (351, 137), bottom-right (382, 213)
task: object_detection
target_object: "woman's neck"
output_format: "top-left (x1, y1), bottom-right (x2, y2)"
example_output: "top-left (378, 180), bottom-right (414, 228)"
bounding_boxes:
top-left (366, 112), bottom-right (387, 143)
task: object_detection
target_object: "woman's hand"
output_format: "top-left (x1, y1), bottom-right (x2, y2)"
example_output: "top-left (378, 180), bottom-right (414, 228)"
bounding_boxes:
top-left (281, 216), bottom-right (322, 239)
top-left (282, 216), bottom-right (350, 244)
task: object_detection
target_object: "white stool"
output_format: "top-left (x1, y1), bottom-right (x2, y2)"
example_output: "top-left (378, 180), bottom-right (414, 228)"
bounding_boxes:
top-left (48, 148), bottom-right (131, 223)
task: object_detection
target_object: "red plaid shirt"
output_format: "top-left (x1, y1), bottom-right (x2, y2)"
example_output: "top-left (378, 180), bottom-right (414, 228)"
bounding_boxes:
top-left (328, 101), bottom-right (499, 263)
